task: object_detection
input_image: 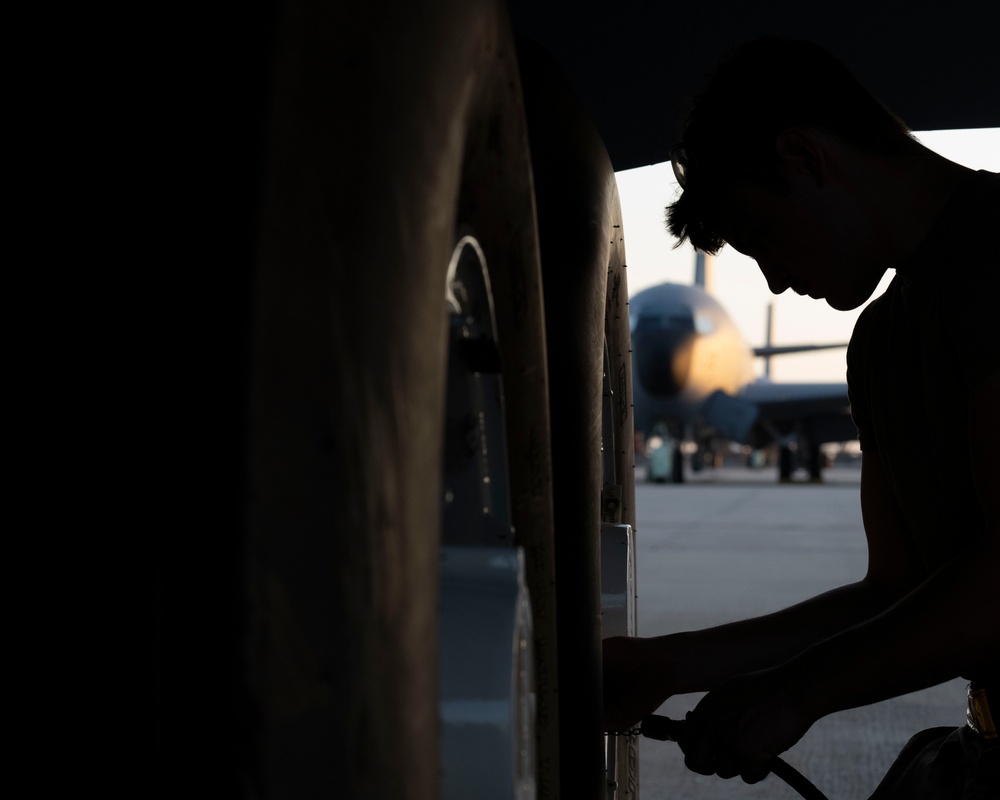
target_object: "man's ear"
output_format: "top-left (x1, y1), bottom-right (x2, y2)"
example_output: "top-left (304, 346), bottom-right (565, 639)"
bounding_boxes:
top-left (775, 128), bottom-right (828, 187)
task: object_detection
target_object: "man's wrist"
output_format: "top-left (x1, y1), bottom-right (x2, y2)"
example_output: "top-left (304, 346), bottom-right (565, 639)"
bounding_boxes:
top-left (648, 631), bottom-right (705, 695)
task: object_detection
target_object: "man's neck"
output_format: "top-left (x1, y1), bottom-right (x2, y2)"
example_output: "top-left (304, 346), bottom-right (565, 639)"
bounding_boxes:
top-left (858, 144), bottom-right (971, 270)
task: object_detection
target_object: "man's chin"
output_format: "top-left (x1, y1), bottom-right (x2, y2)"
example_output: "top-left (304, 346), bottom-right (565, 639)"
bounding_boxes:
top-left (826, 295), bottom-right (862, 311)
top-left (825, 284), bottom-right (881, 311)
top-left (826, 270), bottom-right (891, 311)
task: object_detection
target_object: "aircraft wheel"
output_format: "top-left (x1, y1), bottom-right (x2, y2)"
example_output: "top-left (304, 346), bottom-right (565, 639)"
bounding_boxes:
top-left (807, 443), bottom-right (824, 481)
top-left (779, 445), bottom-right (795, 482)
top-left (672, 442), bottom-right (685, 483)
top-left (249, 2), bottom-right (558, 797)
top-left (600, 222), bottom-right (640, 800)
top-left (520, 41), bottom-right (639, 800)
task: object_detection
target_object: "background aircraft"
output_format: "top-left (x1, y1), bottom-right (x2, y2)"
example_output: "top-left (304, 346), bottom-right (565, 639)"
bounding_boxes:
top-left (631, 255), bottom-right (857, 481)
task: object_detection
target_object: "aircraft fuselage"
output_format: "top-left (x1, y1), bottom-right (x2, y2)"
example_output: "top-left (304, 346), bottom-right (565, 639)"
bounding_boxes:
top-left (631, 282), bottom-right (754, 430)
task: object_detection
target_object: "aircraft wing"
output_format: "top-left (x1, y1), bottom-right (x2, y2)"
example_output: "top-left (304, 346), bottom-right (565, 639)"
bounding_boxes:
top-left (740, 381), bottom-right (849, 415)
top-left (738, 381), bottom-right (856, 446)
top-left (752, 343), bottom-right (848, 358)
top-left (507, 0), bottom-right (1000, 172)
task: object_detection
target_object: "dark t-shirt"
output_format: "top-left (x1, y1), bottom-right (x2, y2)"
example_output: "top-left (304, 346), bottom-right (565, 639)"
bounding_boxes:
top-left (847, 169), bottom-right (1000, 573)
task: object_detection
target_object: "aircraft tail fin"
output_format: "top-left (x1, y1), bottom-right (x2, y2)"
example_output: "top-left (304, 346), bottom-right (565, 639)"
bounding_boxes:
top-left (763, 303), bottom-right (773, 378)
top-left (693, 251), bottom-right (714, 293)
top-left (754, 302), bottom-right (846, 376)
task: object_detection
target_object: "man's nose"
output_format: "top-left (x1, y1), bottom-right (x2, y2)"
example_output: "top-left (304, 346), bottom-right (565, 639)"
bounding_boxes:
top-left (757, 258), bottom-right (790, 295)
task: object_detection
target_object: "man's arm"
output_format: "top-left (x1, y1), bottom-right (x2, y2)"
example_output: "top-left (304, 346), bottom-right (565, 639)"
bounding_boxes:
top-left (603, 445), bottom-right (922, 731)
top-left (792, 371), bottom-right (1000, 715)
top-left (680, 371), bottom-right (1000, 782)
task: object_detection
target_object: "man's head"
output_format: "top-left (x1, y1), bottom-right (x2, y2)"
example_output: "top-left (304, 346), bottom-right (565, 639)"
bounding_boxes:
top-left (666, 38), bottom-right (917, 310)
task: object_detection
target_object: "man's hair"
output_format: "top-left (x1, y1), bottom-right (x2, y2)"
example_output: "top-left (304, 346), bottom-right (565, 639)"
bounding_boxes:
top-left (666, 37), bottom-right (914, 253)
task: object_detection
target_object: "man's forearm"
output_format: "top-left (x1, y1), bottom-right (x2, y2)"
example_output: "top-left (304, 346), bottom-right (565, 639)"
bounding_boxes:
top-left (652, 577), bottom-right (902, 695)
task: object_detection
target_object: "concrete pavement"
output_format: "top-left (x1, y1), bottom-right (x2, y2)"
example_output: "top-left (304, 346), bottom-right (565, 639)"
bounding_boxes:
top-left (631, 465), bottom-right (967, 800)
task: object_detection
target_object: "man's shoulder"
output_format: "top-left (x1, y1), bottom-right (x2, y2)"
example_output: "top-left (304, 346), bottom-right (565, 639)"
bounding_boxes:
top-left (850, 282), bottom-right (893, 344)
top-left (965, 168), bottom-right (1000, 197)
top-left (973, 168), bottom-right (1000, 190)
top-left (949, 169), bottom-right (1000, 232)
top-left (847, 291), bottom-right (885, 389)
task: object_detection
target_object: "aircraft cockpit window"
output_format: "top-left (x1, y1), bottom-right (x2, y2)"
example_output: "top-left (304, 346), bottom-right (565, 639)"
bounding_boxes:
top-left (633, 312), bottom-right (695, 333)
top-left (694, 314), bottom-right (715, 335)
top-left (632, 314), bottom-right (663, 333)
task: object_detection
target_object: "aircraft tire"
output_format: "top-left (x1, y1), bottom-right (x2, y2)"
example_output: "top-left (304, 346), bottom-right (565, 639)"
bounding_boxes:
top-left (520, 41), bottom-right (639, 800)
top-left (247, 2), bottom-right (559, 798)
top-left (601, 206), bottom-right (640, 800)
top-left (673, 442), bottom-right (685, 483)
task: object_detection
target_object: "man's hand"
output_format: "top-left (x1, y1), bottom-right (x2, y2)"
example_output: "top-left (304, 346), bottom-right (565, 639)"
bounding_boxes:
top-left (602, 636), bottom-right (678, 731)
top-left (679, 665), bottom-right (815, 784)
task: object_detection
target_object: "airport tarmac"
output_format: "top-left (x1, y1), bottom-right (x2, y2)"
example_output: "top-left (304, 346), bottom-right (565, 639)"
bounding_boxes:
top-left (630, 464), bottom-right (967, 800)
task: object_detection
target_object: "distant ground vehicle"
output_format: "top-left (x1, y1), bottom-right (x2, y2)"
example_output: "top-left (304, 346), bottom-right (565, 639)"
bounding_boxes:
top-left (157, 1), bottom-right (998, 797)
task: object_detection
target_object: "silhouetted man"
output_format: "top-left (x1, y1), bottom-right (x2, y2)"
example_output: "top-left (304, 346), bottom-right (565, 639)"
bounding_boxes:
top-left (604, 37), bottom-right (999, 798)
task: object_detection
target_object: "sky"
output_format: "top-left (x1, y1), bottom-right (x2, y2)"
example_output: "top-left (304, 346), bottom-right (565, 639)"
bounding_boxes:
top-left (615, 128), bottom-right (1000, 383)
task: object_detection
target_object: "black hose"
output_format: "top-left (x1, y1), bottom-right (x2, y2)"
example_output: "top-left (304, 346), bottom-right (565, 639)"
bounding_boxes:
top-left (641, 715), bottom-right (830, 800)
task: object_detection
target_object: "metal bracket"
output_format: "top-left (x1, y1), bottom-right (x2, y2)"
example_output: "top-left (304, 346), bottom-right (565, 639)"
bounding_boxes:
top-left (601, 483), bottom-right (622, 524)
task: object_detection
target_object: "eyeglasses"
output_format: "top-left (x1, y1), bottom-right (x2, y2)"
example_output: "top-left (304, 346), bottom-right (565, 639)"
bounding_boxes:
top-left (670, 145), bottom-right (692, 188)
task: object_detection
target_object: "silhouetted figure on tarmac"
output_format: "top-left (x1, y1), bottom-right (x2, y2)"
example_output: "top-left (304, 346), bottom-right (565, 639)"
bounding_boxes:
top-left (603, 37), bottom-right (999, 798)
